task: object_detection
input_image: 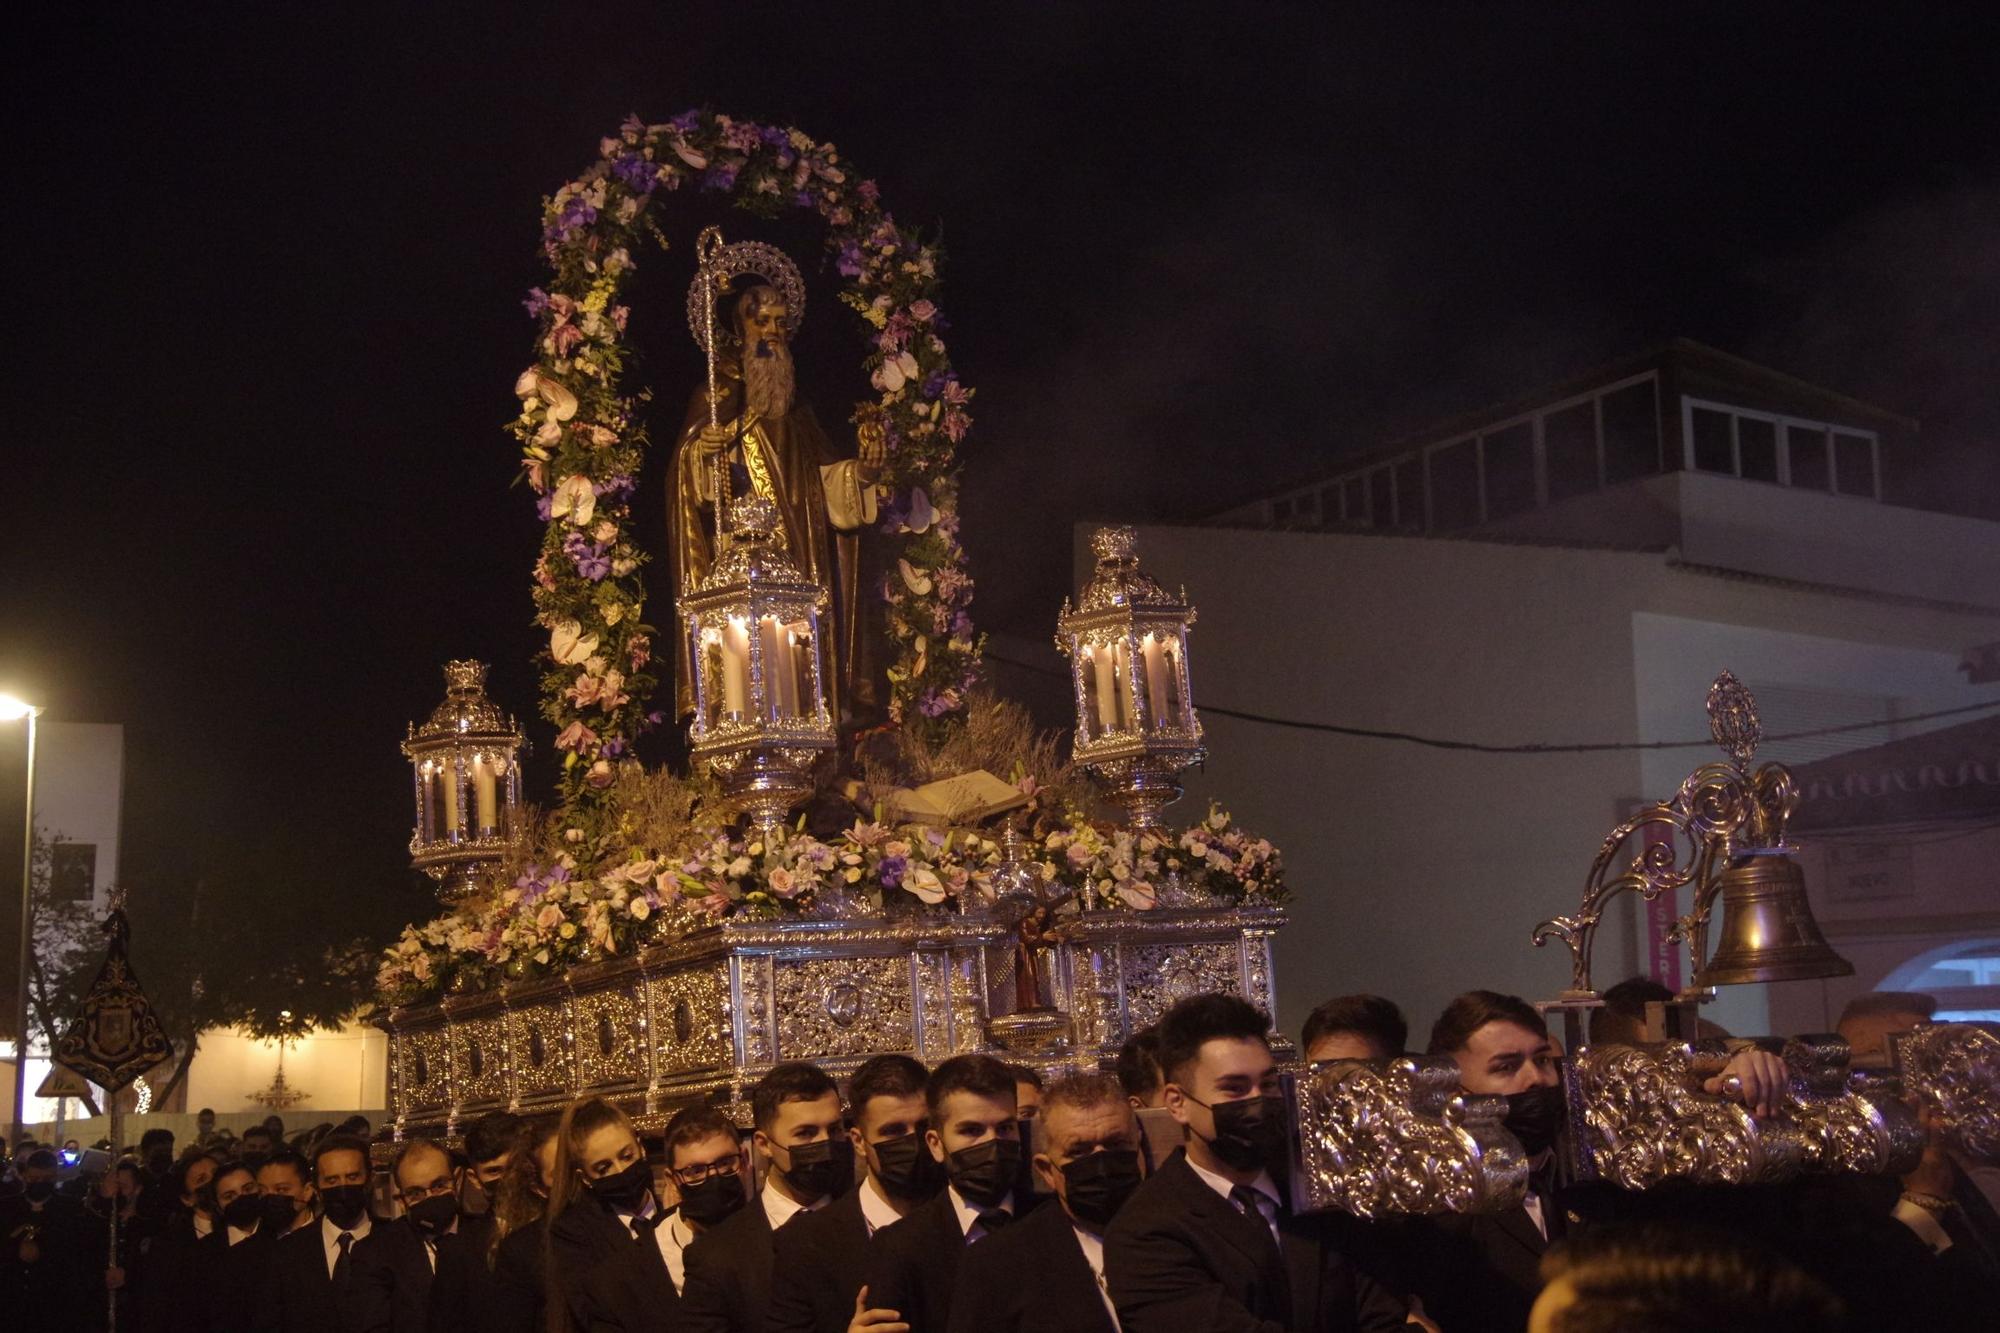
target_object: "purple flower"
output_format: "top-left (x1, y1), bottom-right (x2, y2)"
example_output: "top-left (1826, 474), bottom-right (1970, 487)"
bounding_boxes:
top-left (834, 240), bottom-right (864, 277)
top-left (702, 164), bottom-right (739, 192)
top-left (600, 736), bottom-right (627, 759)
top-left (611, 154), bottom-right (657, 193)
top-left (877, 854), bottom-right (908, 888)
top-left (597, 474), bottom-right (636, 502)
top-left (536, 494), bottom-right (555, 521)
top-left (559, 197), bottom-right (598, 232)
top-left (951, 611), bottom-right (975, 638)
top-left (547, 863), bottom-right (573, 884)
top-left (523, 287), bottom-right (551, 319)
top-left (921, 370), bottom-right (949, 400)
top-left (794, 191), bottom-right (815, 208)
top-left (668, 109), bottom-right (700, 132)
top-left (918, 691), bottom-right (954, 718)
top-left (576, 544), bottom-right (611, 581)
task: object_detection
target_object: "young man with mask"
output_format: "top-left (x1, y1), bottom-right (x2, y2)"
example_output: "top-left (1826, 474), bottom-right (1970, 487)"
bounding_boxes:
top-left (352, 1138), bottom-right (497, 1333)
top-left (769, 1053), bottom-right (939, 1333)
top-left (682, 1061), bottom-right (852, 1333)
top-left (256, 1149), bottom-right (319, 1238)
top-left (1104, 992), bottom-right (1412, 1333)
top-left (270, 1133), bottom-right (378, 1333)
top-left (133, 1150), bottom-right (220, 1333)
top-left (1415, 989), bottom-right (1786, 1333)
top-left (579, 1105), bottom-right (746, 1330)
top-left (1, 1147), bottom-right (96, 1333)
top-left (861, 1053), bottom-right (1025, 1333)
top-left (202, 1160), bottom-right (280, 1333)
top-left (950, 1072), bottom-right (1146, 1333)
top-left (460, 1111), bottom-right (522, 1215)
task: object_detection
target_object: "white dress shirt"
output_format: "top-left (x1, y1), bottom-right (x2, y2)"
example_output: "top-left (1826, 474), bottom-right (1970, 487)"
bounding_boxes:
top-left (1070, 1222), bottom-right (1121, 1331)
top-left (322, 1212), bottom-right (373, 1279)
top-left (1184, 1156), bottom-right (1282, 1246)
top-left (655, 1214), bottom-right (694, 1294)
top-left (761, 1178), bottom-right (823, 1232)
top-left (859, 1175), bottom-right (902, 1238)
top-left (945, 1184), bottom-right (1014, 1243)
top-left (226, 1223), bottom-right (260, 1247)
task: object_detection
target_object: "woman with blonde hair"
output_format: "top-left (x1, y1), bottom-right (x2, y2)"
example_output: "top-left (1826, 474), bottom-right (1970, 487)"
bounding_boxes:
top-left (541, 1097), bottom-right (658, 1333)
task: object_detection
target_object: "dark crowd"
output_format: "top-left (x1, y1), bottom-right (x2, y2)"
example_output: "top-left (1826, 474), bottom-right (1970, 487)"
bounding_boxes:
top-left (5, 984), bottom-right (1995, 1333)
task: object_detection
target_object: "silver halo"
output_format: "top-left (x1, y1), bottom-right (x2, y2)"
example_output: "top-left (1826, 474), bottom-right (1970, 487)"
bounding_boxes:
top-left (686, 239), bottom-right (807, 355)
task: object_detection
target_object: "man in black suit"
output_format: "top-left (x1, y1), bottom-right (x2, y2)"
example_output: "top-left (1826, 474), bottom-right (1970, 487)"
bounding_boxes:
top-left (201, 1160), bottom-right (281, 1333)
top-left (681, 1062), bottom-right (851, 1333)
top-left (951, 1072), bottom-right (1148, 1332)
top-left (2, 1147), bottom-right (98, 1333)
top-left (269, 1134), bottom-right (380, 1333)
top-left (1412, 989), bottom-right (1788, 1333)
top-left (577, 1104), bottom-right (748, 1330)
top-left (861, 1053), bottom-right (1024, 1333)
top-left (135, 1151), bottom-right (219, 1333)
top-left (353, 1138), bottom-right (498, 1333)
top-left (770, 1053), bottom-right (940, 1333)
top-left (1103, 993), bottom-right (1412, 1333)
top-left (461, 1112), bottom-right (523, 1215)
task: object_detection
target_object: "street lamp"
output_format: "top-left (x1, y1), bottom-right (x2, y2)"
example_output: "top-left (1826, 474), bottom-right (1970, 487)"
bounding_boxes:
top-left (1, 694), bottom-right (42, 1147)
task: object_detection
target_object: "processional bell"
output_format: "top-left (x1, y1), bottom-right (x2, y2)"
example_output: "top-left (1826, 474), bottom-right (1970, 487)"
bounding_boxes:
top-left (1695, 853), bottom-right (1853, 987)
top-left (1689, 671), bottom-right (1852, 990)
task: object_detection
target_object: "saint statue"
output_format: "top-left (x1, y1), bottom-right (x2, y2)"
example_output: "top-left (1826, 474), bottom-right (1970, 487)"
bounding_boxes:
top-left (670, 243), bottom-right (887, 723)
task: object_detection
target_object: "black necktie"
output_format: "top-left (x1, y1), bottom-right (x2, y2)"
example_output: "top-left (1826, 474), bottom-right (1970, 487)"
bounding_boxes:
top-left (333, 1231), bottom-right (353, 1290)
top-left (1227, 1185), bottom-right (1291, 1321)
top-left (974, 1209), bottom-right (1012, 1238)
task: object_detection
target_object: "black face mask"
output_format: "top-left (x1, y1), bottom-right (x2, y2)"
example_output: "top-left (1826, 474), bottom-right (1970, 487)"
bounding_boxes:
top-left (676, 1172), bottom-right (747, 1227)
top-left (24, 1179), bottom-right (56, 1203)
top-left (1503, 1083), bottom-right (1568, 1157)
top-left (407, 1193), bottom-right (461, 1238)
top-left (945, 1138), bottom-right (1021, 1208)
top-left (870, 1132), bottom-right (946, 1202)
top-left (222, 1194), bottom-right (266, 1230)
top-left (321, 1184), bottom-right (370, 1228)
top-left (1193, 1094), bottom-right (1288, 1175)
top-left (146, 1151), bottom-right (174, 1178)
top-left (1058, 1149), bottom-right (1143, 1229)
top-left (585, 1159), bottom-right (654, 1212)
top-left (260, 1194), bottom-right (302, 1231)
top-left (778, 1138), bottom-right (854, 1200)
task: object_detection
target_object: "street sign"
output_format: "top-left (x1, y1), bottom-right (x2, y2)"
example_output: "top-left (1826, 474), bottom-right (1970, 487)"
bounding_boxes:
top-left (35, 1064), bottom-right (91, 1098)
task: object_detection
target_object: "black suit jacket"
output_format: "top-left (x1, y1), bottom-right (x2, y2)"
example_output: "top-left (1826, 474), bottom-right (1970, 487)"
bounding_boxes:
top-left (135, 1213), bottom-right (213, 1333)
top-left (425, 1215), bottom-right (501, 1333)
top-left (678, 1194), bottom-right (775, 1333)
top-left (947, 1200), bottom-right (1113, 1333)
top-left (768, 1185), bottom-right (874, 1333)
top-left (576, 1205), bottom-right (681, 1333)
top-left (549, 1198), bottom-right (654, 1331)
top-left (2, 1194), bottom-right (98, 1333)
top-left (267, 1220), bottom-right (367, 1333)
top-left (489, 1219), bottom-right (550, 1333)
top-left (351, 1217), bottom-right (437, 1333)
top-left (1411, 1203), bottom-right (1547, 1333)
top-left (1102, 1152), bottom-right (1407, 1333)
top-left (202, 1226), bottom-right (281, 1333)
top-left (862, 1188), bottom-right (979, 1333)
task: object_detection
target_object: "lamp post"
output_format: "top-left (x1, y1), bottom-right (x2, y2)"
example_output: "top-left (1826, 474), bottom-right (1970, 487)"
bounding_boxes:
top-left (1, 694), bottom-right (42, 1147)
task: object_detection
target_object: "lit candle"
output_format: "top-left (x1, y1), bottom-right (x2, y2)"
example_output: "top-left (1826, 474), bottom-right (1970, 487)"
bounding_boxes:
top-left (1090, 644), bottom-right (1119, 734)
top-left (441, 763), bottom-right (461, 837)
top-left (759, 615), bottom-right (794, 719)
top-left (1111, 639), bottom-right (1131, 729)
top-left (721, 617), bottom-right (750, 718)
top-left (473, 755), bottom-right (498, 832)
top-left (1164, 638), bottom-right (1185, 717)
top-left (1141, 632), bottom-right (1170, 728)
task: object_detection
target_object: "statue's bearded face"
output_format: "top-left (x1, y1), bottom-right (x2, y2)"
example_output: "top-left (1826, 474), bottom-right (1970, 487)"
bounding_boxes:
top-left (737, 287), bottom-right (795, 418)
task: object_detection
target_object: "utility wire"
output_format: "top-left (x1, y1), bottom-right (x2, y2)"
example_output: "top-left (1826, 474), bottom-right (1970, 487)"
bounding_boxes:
top-left (982, 652), bottom-right (2000, 756)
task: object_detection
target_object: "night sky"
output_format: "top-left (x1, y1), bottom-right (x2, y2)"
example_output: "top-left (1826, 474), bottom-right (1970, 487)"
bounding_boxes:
top-left (7, 4), bottom-right (1998, 973)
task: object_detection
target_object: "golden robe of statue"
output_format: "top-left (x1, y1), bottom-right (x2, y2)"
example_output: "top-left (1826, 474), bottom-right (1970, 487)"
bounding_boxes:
top-left (671, 283), bottom-right (884, 722)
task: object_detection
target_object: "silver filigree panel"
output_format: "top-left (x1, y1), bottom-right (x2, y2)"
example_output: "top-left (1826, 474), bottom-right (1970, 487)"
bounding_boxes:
top-left (648, 964), bottom-right (734, 1077)
top-left (1122, 941), bottom-right (1242, 1032)
top-left (506, 995), bottom-right (577, 1101)
top-left (449, 1014), bottom-right (510, 1106)
top-left (772, 955), bottom-right (914, 1060)
top-left (573, 982), bottom-right (648, 1092)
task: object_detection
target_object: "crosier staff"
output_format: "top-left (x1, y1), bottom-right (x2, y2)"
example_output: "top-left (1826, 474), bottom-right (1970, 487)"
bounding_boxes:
top-left (696, 225), bottom-right (730, 552)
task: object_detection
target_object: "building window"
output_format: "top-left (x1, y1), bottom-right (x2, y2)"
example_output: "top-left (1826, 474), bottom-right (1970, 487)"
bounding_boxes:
top-left (1428, 439), bottom-right (1480, 531)
top-left (50, 843), bottom-right (97, 903)
top-left (1683, 398), bottom-right (1878, 500)
top-left (1482, 422), bottom-right (1536, 519)
top-left (1788, 426), bottom-right (1830, 490)
top-left (1833, 433), bottom-right (1878, 498)
top-left (1601, 380), bottom-right (1661, 483)
top-left (1544, 400), bottom-right (1598, 502)
top-left (1691, 406), bottom-right (1735, 473)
